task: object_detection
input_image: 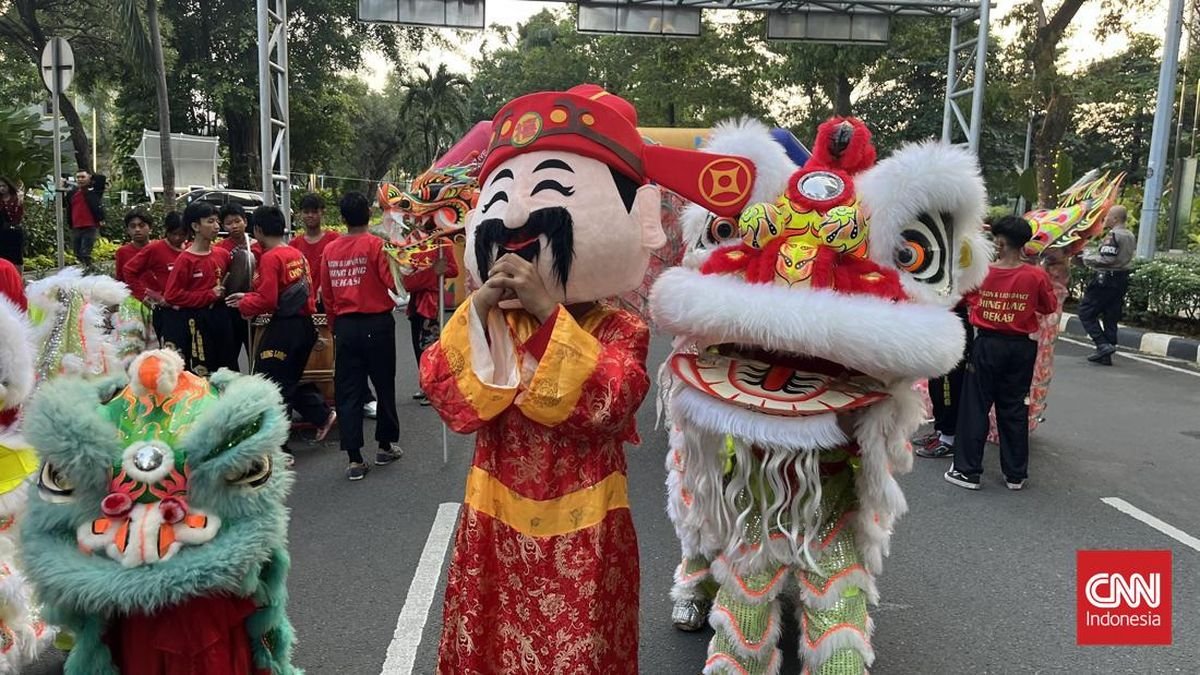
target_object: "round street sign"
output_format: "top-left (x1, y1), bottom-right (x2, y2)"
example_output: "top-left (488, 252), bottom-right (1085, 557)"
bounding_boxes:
top-left (40, 37), bottom-right (75, 94)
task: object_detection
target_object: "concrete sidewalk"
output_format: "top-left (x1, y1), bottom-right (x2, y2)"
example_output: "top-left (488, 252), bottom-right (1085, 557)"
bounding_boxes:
top-left (1060, 312), bottom-right (1200, 363)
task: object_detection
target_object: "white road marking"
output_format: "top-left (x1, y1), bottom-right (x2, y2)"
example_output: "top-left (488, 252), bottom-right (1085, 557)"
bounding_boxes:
top-left (1058, 336), bottom-right (1200, 377)
top-left (380, 502), bottom-right (460, 675)
top-left (1101, 497), bottom-right (1200, 553)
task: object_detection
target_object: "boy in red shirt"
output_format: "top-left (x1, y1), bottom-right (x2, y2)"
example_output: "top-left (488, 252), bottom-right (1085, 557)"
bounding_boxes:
top-left (227, 205), bottom-right (336, 465)
top-left (216, 203), bottom-right (262, 368)
top-left (319, 192), bottom-right (401, 481)
top-left (946, 216), bottom-right (1057, 491)
top-left (125, 211), bottom-right (189, 341)
top-left (162, 201), bottom-right (236, 377)
top-left (115, 210), bottom-right (152, 284)
top-left (400, 226), bottom-right (458, 405)
top-left (290, 193), bottom-right (339, 311)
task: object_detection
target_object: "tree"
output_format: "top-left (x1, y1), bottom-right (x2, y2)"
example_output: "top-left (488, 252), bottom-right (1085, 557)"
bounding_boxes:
top-left (0, 0), bottom-right (122, 170)
top-left (400, 63), bottom-right (470, 170)
top-left (117, 0), bottom-right (175, 201)
top-left (0, 106), bottom-right (54, 188)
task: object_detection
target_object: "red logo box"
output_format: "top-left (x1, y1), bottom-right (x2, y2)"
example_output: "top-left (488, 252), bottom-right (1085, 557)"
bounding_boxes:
top-left (1077, 550), bottom-right (1172, 645)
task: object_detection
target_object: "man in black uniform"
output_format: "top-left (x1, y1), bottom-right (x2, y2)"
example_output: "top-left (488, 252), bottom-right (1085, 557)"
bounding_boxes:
top-left (1078, 205), bottom-right (1137, 366)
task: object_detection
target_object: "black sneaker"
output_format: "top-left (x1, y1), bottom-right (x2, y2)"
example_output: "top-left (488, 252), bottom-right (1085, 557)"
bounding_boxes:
top-left (1088, 343), bottom-right (1118, 362)
top-left (375, 445), bottom-right (404, 466)
top-left (1005, 477), bottom-right (1026, 491)
top-left (412, 392), bottom-right (427, 401)
top-left (346, 462), bottom-right (370, 481)
top-left (1091, 354), bottom-right (1113, 366)
top-left (912, 431), bottom-right (940, 449)
top-left (916, 440), bottom-right (954, 459)
top-left (944, 467), bottom-right (981, 490)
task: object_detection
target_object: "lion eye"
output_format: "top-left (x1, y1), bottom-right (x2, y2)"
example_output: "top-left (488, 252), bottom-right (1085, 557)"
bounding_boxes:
top-left (226, 456), bottom-right (272, 488)
top-left (38, 463), bottom-right (75, 503)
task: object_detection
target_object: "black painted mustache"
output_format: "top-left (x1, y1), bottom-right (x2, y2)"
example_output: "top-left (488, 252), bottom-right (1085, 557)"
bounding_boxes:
top-left (474, 207), bottom-right (575, 290)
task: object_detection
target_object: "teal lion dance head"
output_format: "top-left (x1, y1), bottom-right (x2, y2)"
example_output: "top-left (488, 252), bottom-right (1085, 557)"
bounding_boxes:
top-left (20, 349), bottom-right (301, 674)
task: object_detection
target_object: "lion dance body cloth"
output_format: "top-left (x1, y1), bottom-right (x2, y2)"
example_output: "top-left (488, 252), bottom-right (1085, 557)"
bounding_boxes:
top-left (421, 84), bottom-right (755, 673)
top-left (650, 118), bottom-right (990, 674)
top-left (20, 349), bottom-right (299, 674)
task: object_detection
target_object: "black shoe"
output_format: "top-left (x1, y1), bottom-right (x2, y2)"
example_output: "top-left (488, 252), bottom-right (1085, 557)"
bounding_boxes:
top-left (1005, 476), bottom-right (1027, 491)
top-left (916, 440), bottom-right (954, 459)
top-left (1088, 343), bottom-right (1118, 362)
top-left (1091, 354), bottom-right (1113, 366)
top-left (375, 445), bottom-right (404, 466)
top-left (944, 467), bottom-right (981, 490)
top-left (346, 462), bottom-right (370, 481)
top-left (412, 392), bottom-right (427, 401)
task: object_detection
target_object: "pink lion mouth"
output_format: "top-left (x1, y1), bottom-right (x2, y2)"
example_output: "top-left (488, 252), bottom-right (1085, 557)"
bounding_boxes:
top-left (670, 344), bottom-right (890, 417)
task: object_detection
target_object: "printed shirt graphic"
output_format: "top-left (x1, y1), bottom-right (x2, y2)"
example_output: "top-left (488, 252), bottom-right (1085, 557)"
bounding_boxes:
top-left (318, 233), bottom-right (395, 321)
top-left (969, 264), bottom-right (1057, 335)
top-left (238, 246), bottom-right (315, 318)
top-left (164, 248), bottom-right (231, 309)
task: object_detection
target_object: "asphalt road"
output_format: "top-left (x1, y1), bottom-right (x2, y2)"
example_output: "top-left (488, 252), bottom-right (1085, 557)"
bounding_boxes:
top-left (28, 318), bottom-right (1200, 674)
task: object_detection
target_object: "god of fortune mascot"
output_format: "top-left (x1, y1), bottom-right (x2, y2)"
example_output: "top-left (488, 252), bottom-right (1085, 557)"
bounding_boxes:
top-left (419, 84), bottom-right (754, 673)
top-left (664, 117), bottom-right (801, 633)
top-left (649, 119), bottom-right (989, 674)
top-left (0, 298), bottom-right (54, 673)
top-left (21, 349), bottom-right (299, 674)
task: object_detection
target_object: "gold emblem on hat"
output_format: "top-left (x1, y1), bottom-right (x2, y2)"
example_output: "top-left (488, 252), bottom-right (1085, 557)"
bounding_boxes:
top-left (699, 158), bottom-right (751, 207)
top-left (512, 112), bottom-right (543, 147)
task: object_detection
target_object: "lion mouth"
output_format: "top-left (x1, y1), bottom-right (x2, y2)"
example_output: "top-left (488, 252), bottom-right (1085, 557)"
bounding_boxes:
top-left (670, 344), bottom-right (890, 417)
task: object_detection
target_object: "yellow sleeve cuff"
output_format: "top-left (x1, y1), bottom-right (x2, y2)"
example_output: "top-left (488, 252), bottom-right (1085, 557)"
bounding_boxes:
top-left (438, 299), bottom-right (519, 422)
top-left (516, 308), bottom-right (601, 427)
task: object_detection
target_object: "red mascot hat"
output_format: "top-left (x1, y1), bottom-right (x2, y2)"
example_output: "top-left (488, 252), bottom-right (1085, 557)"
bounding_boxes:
top-left (481, 84), bottom-right (756, 217)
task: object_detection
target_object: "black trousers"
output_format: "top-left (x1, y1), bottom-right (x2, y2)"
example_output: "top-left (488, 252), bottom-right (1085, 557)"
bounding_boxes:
top-left (929, 305), bottom-right (973, 436)
top-left (227, 306), bottom-right (251, 371)
top-left (408, 312), bottom-right (439, 365)
top-left (333, 312), bottom-right (399, 463)
top-left (952, 331), bottom-right (1038, 481)
top-left (254, 316), bottom-right (330, 444)
top-left (159, 304), bottom-right (236, 378)
top-left (70, 226), bottom-right (98, 266)
top-left (1078, 272), bottom-right (1130, 348)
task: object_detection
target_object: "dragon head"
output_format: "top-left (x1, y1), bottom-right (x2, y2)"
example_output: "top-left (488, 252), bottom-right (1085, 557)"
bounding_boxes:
top-left (651, 119), bottom-right (990, 420)
top-left (21, 349), bottom-right (293, 612)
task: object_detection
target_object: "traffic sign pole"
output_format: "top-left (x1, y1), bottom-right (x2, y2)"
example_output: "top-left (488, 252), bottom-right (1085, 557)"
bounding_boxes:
top-left (42, 37), bottom-right (74, 269)
top-left (51, 38), bottom-right (65, 269)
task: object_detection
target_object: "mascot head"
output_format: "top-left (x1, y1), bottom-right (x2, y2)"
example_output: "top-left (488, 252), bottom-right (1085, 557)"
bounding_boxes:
top-left (466, 84), bottom-right (756, 305)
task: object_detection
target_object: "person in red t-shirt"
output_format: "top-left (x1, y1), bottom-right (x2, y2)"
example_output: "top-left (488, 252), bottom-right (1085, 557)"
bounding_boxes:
top-left (126, 211), bottom-right (189, 341)
top-left (162, 201), bottom-right (236, 377)
top-left (946, 216), bottom-right (1057, 492)
top-left (115, 210), bottom-right (153, 285)
top-left (0, 257), bottom-right (26, 311)
top-left (227, 205), bottom-right (336, 465)
top-left (319, 192), bottom-right (400, 481)
top-left (290, 193), bottom-right (340, 311)
top-left (216, 203), bottom-right (262, 368)
top-left (400, 225), bottom-right (458, 406)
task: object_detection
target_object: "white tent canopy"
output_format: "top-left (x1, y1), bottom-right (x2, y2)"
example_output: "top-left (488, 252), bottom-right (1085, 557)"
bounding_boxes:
top-left (131, 131), bottom-right (219, 201)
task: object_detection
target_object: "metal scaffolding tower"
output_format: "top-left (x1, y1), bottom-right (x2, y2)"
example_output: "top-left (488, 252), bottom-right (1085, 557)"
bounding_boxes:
top-left (257, 0), bottom-right (291, 220)
top-left (940, 2), bottom-right (991, 153)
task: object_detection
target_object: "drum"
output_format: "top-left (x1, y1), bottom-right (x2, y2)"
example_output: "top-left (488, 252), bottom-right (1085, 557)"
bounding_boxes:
top-left (251, 314), bottom-right (335, 402)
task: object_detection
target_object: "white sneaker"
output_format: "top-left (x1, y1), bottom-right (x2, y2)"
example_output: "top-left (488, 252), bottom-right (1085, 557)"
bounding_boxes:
top-left (363, 401), bottom-right (377, 418)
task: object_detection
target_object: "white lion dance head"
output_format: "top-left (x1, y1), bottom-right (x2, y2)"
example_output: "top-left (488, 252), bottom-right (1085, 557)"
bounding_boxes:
top-left (652, 117), bottom-right (989, 576)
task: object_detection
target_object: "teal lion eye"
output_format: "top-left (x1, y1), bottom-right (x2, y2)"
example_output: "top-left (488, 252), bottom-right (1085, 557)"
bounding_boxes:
top-left (219, 419), bottom-right (263, 453)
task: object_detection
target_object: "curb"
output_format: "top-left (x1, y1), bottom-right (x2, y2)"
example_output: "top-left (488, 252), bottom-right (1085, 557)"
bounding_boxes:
top-left (1059, 313), bottom-right (1200, 364)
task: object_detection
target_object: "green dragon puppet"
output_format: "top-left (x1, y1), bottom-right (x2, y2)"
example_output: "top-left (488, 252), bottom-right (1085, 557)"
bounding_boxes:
top-left (20, 348), bottom-right (299, 674)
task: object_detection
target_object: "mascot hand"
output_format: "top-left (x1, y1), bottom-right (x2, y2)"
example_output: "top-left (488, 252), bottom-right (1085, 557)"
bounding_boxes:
top-left (489, 254), bottom-right (557, 323)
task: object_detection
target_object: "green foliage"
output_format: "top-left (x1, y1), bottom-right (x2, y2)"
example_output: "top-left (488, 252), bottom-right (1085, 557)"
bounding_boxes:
top-left (1124, 255), bottom-right (1200, 323)
top-left (399, 63), bottom-right (471, 171)
top-left (0, 107), bottom-right (55, 189)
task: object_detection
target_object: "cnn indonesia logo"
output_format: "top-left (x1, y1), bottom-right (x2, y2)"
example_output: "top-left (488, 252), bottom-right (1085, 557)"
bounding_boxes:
top-left (1076, 550), bottom-right (1172, 646)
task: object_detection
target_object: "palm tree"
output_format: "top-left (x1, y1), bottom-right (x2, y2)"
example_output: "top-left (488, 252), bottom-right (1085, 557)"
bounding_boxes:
top-left (118, 0), bottom-right (175, 203)
top-left (399, 63), bottom-right (471, 169)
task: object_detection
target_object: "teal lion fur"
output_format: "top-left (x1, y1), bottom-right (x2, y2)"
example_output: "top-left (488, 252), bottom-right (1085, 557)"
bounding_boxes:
top-left (20, 362), bottom-right (302, 674)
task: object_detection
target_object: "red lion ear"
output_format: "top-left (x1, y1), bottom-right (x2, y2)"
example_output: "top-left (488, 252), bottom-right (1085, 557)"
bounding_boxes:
top-left (810, 117), bottom-right (876, 175)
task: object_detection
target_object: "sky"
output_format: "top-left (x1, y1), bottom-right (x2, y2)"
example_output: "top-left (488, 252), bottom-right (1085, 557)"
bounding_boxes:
top-left (360, 0), bottom-right (1174, 90)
